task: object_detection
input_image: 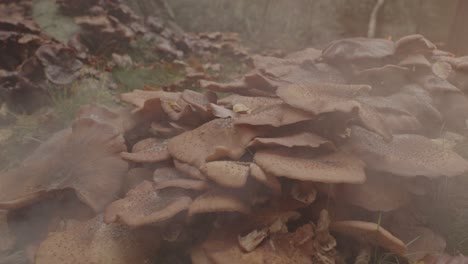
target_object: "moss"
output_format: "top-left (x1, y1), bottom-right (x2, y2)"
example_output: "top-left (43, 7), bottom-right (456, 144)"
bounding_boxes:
top-left (112, 65), bottom-right (185, 93)
top-left (32, 0), bottom-right (80, 43)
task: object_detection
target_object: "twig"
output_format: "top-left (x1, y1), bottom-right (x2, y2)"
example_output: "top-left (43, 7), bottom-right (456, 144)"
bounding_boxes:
top-left (367, 0), bottom-right (386, 38)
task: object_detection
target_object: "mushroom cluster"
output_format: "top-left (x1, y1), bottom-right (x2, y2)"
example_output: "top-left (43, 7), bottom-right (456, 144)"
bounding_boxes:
top-left (0, 0), bottom-right (82, 113)
top-left (1, 34), bottom-right (468, 263)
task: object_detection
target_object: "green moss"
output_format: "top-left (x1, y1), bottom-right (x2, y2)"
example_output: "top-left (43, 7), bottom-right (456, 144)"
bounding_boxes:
top-left (112, 65), bottom-right (185, 93)
top-left (32, 0), bottom-right (80, 42)
top-left (49, 83), bottom-right (116, 126)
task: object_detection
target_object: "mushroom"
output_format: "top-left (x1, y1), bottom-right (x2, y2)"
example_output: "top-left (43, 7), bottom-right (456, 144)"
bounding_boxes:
top-left (0, 117), bottom-right (128, 212)
top-left (353, 65), bottom-right (410, 95)
top-left (321, 37), bottom-right (394, 69)
top-left (345, 126), bottom-right (468, 178)
top-left (123, 167), bottom-right (153, 193)
top-left (276, 83), bottom-right (392, 140)
top-left (254, 148), bottom-right (366, 184)
top-left (398, 54), bottom-right (431, 69)
top-left (200, 161), bottom-right (250, 188)
top-left (331, 220), bottom-right (407, 256)
top-left (247, 131), bottom-right (335, 150)
top-left (104, 181), bottom-right (192, 227)
top-left (395, 34), bottom-right (436, 56)
top-left (35, 215), bottom-right (161, 264)
top-left (153, 167), bottom-right (210, 191)
top-left (249, 163), bottom-right (282, 195)
top-left (167, 118), bottom-right (259, 168)
top-left (173, 159), bottom-right (206, 180)
top-left (120, 138), bottom-right (170, 163)
top-left (187, 190), bottom-right (250, 218)
top-left (233, 103), bottom-right (315, 127)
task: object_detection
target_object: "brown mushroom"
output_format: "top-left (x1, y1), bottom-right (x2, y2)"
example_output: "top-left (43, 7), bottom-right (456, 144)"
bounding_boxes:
top-left (247, 131), bottom-right (335, 150)
top-left (153, 167), bottom-right (210, 191)
top-left (104, 181), bottom-right (192, 227)
top-left (276, 83), bottom-right (392, 140)
top-left (120, 138), bottom-right (170, 163)
top-left (188, 190), bottom-right (250, 218)
top-left (201, 161), bottom-right (250, 188)
top-left (249, 163), bottom-right (282, 195)
top-left (233, 103), bottom-right (315, 127)
top-left (345, 126), bottom-right (468, 177)
top-left (35, 215), bottom-right (161, 264)
top-left (173, 159), bottom-right (206, 180)
top-left (0, 118), bottom-right (128, 212)
top-left (398, 54), bottom-right (431, 69)
top-left (322, 38), bottom-right (394, 66)
top-left (168, 118), bottom-right (259, 168)
top-left (254, 148), bottom-right (366, 184)
top-left (395, 34), bottom-right (436, 56)
top-left (331, 220), bottom-right (407, 256)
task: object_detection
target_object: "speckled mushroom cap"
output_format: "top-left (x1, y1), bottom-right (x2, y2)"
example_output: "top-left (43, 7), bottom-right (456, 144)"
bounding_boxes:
top-left (322, 37), bottom-right (395, 62)
top-left (168, 118), bottom-right (259, 168)
top-left (345, 126), bottom-right (468, 177)
top-left (233, 103), bottom-right (315, 127)
top-left (277, 83), bottom-right (395, 140)
top-left (153, 167), bottom-right (210, 191)
top-left (200, 161), bottom-right (250, 188)
top-left (35, 215), bottom-right (161, 264)
top-left (254, 148), bottom-right (366, 184)
top-left (247, 131), bottom-right (335, 150)
top-left (395, 34), bottom-right (436, 56)
top-left (0, 118), bottom-right (128, 212)
top-left (331, 220), bottom-right (407, 256)
top-left (249, 163), bottom-right (282, 195)
top-left (104, 181), bottom-right (192, 227)
top-left (188, 190), bottom-right (250, 218)
top-left (120, 138), bottom-right (170, 163)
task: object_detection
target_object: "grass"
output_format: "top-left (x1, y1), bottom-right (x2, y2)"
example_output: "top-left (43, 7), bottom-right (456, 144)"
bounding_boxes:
top-left (32, 0), bottom-right (80, 43)
top-left (112, 65), bottom-right (185, 93)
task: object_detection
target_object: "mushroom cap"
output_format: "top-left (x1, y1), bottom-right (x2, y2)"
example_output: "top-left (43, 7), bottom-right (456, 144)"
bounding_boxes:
top-left (200, 79), bottom-right (249, 93)
top-left (35, 215), bottom-right (161, 264)
top-left (233, 103), bottom-right (315, 127)
top-left (76, 104), bottom-right (136, 133)
top-left (104, 181), bottom-right (192, 227)
top-left (337, 172), bottom-right (410, 212)
top-left (120, 138), bottom-right (170, 163)
top-left (247, 131), bottom-right (335, 150)
top-left (331, 220), bottom-right (407, 256)
top-left (322, 37), bottom-right (394, 62)
top-left (153, 167), bottom-right (210, 191)
top-left (254, 148), bottom-right (366, 184)
top-left (200, 161), bottom-right (249, 188)
top-left (353, 65), bottom-right (410, 95)
top-left (277, 83), bottom-right (392, 140)
top-left (398, 54), bottom-right (431, 68)
top-left (188, 190), bottom-right (250, 218)
top-left (345, 126), bottom-right (468, 177)
top-left (218, 94), bottom-right (282, 111)
top-left (168, 118), bottom-right (259, 168)
top-left (173, 159), bottom-right (206, 180)
top-left (249, 163), bottom-right (282, 195)
top-left (395, 34), bottom-right (436, 55)
top-left (0, 118), bottom-right (128, 212)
